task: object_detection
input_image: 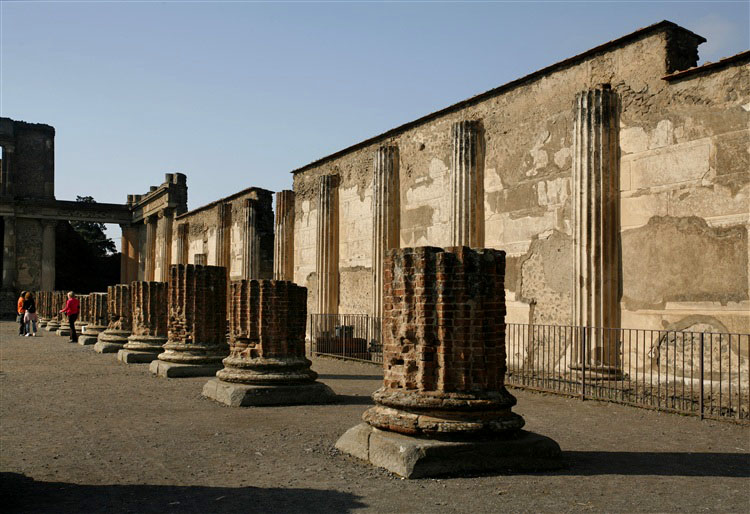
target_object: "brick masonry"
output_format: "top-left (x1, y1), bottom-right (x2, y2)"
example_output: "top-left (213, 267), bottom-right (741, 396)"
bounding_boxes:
top-left (123, 281), bottom-right (168, 353)
top-left (362, 246), bottom-right (525, 437)
top-left (216, 279), bottom-right (315, 384)
top-left (158, 264), bottom-right (228, 364)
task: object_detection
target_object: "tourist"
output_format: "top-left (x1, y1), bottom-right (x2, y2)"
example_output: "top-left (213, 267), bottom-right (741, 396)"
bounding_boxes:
top-left (17, 291), bottom-right (27, 336)
top-left (60, 291), bottom-right (80, 343)
top-left (23, 292), bottom-right (38, 337)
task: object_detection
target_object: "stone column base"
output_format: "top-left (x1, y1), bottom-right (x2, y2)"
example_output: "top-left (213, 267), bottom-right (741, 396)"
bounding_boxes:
top-left (117, 349), bottom-right (160, 364)
top-left (94, 331), bottom-right (131, 354)
top-left (45, 322), bottom-right (60, 332)
top-left (56, 328), bottom-right (71, 337)
top-left (78, 334), bottom-right (99, 345)
top-left (149, 360), bottom-right (223, 378)
top-left (336, 423), bottom-right (562, 479)
top-left (39, 320), bottom-right (48, 328)
top-left (202, 378), bottom-right (336, 407)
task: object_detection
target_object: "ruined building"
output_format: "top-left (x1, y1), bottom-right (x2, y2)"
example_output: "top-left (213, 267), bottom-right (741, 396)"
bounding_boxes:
top-left (1, 21), bottom-right (748, 335)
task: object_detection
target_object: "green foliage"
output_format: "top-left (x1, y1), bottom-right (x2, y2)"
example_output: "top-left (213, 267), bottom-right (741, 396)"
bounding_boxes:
top-left (71, 196), bottom-right (117, 256)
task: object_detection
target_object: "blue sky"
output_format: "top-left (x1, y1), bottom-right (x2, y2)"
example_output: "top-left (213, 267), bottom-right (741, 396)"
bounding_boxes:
top-left (1, 1), bottom-right (748, 245)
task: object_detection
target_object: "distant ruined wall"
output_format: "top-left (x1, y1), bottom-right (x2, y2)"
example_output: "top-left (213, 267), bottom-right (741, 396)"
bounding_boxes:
top-left (173, 187), bottom-right (274, 281)
top-left (292, 23), bottom-right (749, 334)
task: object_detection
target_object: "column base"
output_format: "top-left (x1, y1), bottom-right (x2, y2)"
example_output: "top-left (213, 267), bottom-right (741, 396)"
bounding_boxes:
top-left (149, 360), bottom-right (223, 378)
top-left (117, 349), bottom-right (160, 364)
top-left (94, 331), bottom-right (131, 354)
top-left (39, 320), bottom-right (48, 328)
top-left (335, 423), bottom-right (562, 478)
top-left (78, 334), bottom-right (99, 345)
top-left (56, 328), bottom-right (71, 337)
top-left (202, 378), bottom-right (336, 407)
top-left (45, 322), bottom-right (60, 332)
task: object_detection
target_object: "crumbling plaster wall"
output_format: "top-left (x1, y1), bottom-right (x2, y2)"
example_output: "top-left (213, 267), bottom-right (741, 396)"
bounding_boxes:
top-left (293, 29), bottom-right (749, 333)
top-left (15, 218), bottom-right (43, 290)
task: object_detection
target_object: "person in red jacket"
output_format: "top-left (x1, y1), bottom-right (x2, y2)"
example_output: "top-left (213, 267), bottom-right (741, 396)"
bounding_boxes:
top-left (60, 291), bottom-right (80, 343)
top-left (17, 291), bottom-right (27, 336)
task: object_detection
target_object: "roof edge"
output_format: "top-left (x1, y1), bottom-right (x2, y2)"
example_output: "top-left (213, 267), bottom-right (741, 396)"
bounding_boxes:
top-left (292, 20), bottom-right (704, 175)
top-left (176, 185), bottom-right (273, 220)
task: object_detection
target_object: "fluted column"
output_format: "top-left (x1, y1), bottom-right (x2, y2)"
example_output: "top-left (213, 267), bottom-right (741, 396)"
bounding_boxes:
top-left (273, 190), bottom-right (295, 281)
top-left (96, 284), bottom-right (132, 353)
top-left (149, 264), bottom-right (228, 377)
top-left (372, 147), bottom-right (400, 319)
top-left (145, 216), bottom-right (157, 281)
top-left (79, 292), bottom-right (108, 345)
top-left (316, 175), bottom-right (338, 315)
top-left (215, 203), bottom-right (231, 270)
top-left (243, 199), bottom-right (260, 279)
top-left (202, 279), bottom-right (335, 406)
top-left (120, 224), bottom-right (139, 284)
top-left (175, 223), bottom-right (189, 265)
top-left (450, 120), bottom-right (484, 248)
top-left (572, 85), bottom-right (621, 376)
top-left (157, 209), bottom-right (173, 282)
top-left (119, 281), bottom-right (168, 363)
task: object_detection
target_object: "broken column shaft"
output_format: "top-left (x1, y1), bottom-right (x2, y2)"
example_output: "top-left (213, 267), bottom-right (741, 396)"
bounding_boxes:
top-left (336, 246), bottom-right (560, 478)
top-left (79, 293), bottom-right (108, 345)
top-left (95, 284), bottom-right (132, 353)
top-left (203, 279), bottom-right (335, 406)
top-left (118, 281), bottom-right (168, 364)
top-left (149, 264), bottom-right (228, 378)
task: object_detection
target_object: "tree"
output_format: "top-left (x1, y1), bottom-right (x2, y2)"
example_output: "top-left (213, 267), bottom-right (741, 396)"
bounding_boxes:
top-left (71, 196), bottom-right (117, 256)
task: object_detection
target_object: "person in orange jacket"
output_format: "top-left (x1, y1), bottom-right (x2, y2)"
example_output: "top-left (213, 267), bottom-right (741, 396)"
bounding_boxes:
top-left (17, 291), bottom-right (27, 336)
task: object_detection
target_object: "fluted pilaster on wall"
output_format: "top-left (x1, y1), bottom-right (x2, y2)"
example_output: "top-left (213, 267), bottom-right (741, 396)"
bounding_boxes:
top-left (372, 146), bottom-right (400, 319)
top-left (243, 199), bottom-right (261, 279)
top-left (273, 190), bottom-right (295, 281)
top-left (450, 120), bottom-right (484, 248)
top-left (316, 175), bottom-right (339, 315)
top-left (158, 209), bottom-right (174, 282)
top-left (572, 85), bottom-right (620, 373)
top-left (175, 223), bottom-right (189, 265)
top-left (145, 216), bottom-right (157, 281)
top-left (216, 203), bottom-right (231, 270)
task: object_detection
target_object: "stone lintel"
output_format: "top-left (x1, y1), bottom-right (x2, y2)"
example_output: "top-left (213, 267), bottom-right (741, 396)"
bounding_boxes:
top-left (335, 423), bottom-right (562, 479)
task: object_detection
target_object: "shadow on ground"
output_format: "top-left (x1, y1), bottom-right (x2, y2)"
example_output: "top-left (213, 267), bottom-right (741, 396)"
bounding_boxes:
top-left (0, 473), bottom-right (367, 514)
top-left (556, 451), bottom-right (750, 477)
top-left (318, 374), bottom-right (382, 381)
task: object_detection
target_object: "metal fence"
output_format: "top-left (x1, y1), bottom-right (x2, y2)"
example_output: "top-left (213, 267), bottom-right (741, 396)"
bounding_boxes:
top-left (308, 315), bottom-right (749, 423)
top-left (505, 324), bottom-right (749, 423)
top-left (308, 314), bottom-right (383, 363)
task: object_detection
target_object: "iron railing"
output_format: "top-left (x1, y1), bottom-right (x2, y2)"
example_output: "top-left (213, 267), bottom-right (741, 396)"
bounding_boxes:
top-left (505, 324), bottom-right (749, 423)
top-left (308, 315), bottom-right (749, 423)
top-left (308, 314), bottom-right (383, 363)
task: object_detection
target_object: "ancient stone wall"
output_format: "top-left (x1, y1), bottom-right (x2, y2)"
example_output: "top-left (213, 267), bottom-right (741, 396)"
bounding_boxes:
top-left (172, 187), bottom-right (274, 281)
top-left (291, 23), bottom-right (749, 334)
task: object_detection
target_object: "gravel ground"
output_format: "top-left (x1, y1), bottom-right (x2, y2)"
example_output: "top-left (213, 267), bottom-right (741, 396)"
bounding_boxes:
top-left (1, 321), bottom-right (748, 513)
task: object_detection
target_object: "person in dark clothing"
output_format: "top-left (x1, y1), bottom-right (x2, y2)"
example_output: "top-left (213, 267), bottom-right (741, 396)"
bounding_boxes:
top-left (23, 292), bottom-right (38, 337)
top-left (60, 291), bottom-right (80, 343)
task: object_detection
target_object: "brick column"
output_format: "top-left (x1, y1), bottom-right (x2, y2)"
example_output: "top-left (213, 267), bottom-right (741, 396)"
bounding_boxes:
top-left (95, 284), bottom-right (132, 353)
top-left (119, 281), bottom-right (168, 364)
top-left (273, 190), bottom-right (295, 281)
top-left (450, 121), bottom-right (484, 247)
top-left (45, 291), bottom-right (62, 331)
top-left (571, 85), bottom-right (621, 378)
top-left (372, 146), bottom-right (400, 319)
top-left (243, 199), bottom-right (260, 279)
top-left (336, 246), bottom-right (560, 478)
top-left (79, 292), bottom-right (108, 345)
top-left (203, 279), bottom-right (335, 406)
top-left (74, 294), bottom-right (89, 333)
top-left (149, 264), bottom-right (228, 378)
top-left (316, 175), bottom-right (338, 315)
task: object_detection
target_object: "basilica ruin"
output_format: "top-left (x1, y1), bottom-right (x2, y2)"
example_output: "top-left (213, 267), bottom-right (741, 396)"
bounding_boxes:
top-left (1, 21), bottom-right (749, 432)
